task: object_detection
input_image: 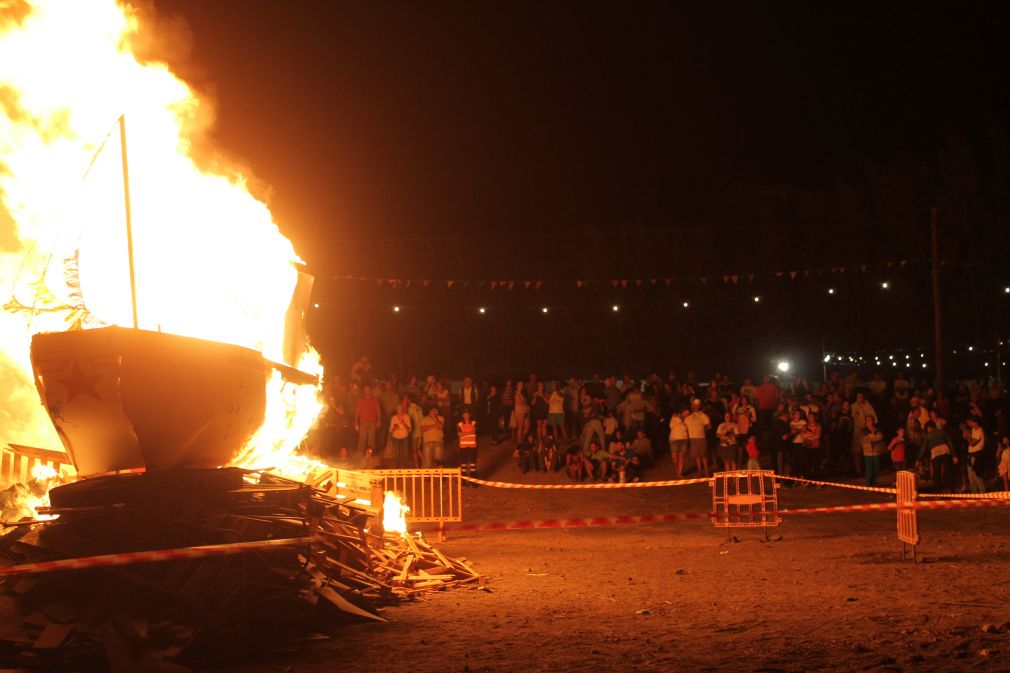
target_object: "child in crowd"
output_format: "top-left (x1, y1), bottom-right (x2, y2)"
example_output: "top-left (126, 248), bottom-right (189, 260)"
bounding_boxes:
top-left (888, 427), bottom-right (907, 472)
top-left (745, 436), bottom-right (760, 470)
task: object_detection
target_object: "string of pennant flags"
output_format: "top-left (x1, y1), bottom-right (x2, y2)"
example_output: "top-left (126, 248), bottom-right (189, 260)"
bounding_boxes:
top-left (326, 258), bottom-right (938, 289)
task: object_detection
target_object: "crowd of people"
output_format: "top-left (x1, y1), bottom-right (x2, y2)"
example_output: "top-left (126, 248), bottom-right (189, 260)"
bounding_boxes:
top-left (318, 355), bottom-right (1010, 493)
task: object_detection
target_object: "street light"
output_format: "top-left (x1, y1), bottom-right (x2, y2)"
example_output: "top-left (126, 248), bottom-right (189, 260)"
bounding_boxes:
top-left (776, 360), bottom-right (791, 373)
top-left (827, 288), bottom-right (835, 295)
top-left (392, 305), bottom-right (400, 313)
top-left (478, 307), bottom-right (486, 314)
top-left (753, 296), bottom-right (761, 303)
top-left (682, 301), bottom-right (689, 308)
top-left (612, 305), bottom-right (620, 312)
top-left (541, 307), bottom-right (549, 314)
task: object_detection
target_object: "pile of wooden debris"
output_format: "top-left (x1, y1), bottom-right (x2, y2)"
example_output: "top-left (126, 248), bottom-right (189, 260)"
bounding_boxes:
top-left (0, 468), bottom-right (482, 672)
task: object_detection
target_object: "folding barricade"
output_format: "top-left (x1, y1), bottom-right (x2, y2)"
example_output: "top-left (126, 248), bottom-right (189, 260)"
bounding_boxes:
top-left (710, 470), bottom-right (781, 540)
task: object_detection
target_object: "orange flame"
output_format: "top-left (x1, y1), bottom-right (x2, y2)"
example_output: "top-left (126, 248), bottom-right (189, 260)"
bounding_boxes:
top-left (382, 491), bottom-right (410, 536)
top-left (0, 1), bottom-right (324, 478)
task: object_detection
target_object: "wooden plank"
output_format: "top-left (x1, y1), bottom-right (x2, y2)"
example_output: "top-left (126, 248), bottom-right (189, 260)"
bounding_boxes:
top-left (33, 623), bottom-right (73, 649)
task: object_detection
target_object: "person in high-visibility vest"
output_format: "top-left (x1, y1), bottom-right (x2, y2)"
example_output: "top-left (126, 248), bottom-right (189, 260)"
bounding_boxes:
top-left (457, 409), bottom-right (478, 480)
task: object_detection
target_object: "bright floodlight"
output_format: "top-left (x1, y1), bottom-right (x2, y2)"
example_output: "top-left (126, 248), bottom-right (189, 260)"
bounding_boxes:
top-left (922, 363), bottom-right (928, 368)
top-left (828, 288), bottom-right (835, 295)
top-left (313, 303), bottom-right (320, 308)
top-left (776, 360), bottom-right (791, 373)
top-left (823, 354), bottom-right (831, 363)
top-left (612, 305), bottom-right (620, 312)
top-left (968, 345), bottom-right (974, 351)
top-left (478, 307), bottom-right (486, 314)
top-left (393, 305), bottom-right (400, 313)
top-left (682, 301), bottom-right (689, 308)
top-left (881, 281), bottom-right (889, 289)
top-left (753, 296), bottom-right (760, 303)
top-left (1005, 286), bottom-right (1009, 294)
top-left (541, 307), bottom-right (549, 314)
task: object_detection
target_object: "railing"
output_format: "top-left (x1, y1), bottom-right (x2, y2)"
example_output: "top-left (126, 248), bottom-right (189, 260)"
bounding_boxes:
top-left (310, 467), bottom-right (463, 541)
top-left (1, 444), bottom-right (77, 487)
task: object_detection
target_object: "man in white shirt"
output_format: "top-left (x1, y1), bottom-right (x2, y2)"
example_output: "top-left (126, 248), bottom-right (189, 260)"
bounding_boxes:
top-left (684, 399), bottom-right (712, 477)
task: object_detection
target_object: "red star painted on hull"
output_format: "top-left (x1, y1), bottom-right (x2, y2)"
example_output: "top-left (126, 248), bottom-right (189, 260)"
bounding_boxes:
top-left (57, 362), bottom-right (102, 403)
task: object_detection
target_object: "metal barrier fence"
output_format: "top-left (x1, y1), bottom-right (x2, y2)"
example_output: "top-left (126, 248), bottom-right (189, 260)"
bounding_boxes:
top-left (895, 470), bottom-right (919, 561)
top-left (308, 468), bottom-right (462, 540)
top-left (710, 470), bottom-right (781, 540)
top-left (2, 444), bottom-right (76, 487)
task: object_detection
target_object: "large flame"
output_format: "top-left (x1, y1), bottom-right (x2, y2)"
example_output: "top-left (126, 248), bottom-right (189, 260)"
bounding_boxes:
top-left (0, 1), bottom-right (323, 478)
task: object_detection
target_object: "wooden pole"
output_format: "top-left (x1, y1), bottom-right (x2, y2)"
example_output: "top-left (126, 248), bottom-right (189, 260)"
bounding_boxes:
top-left (119, 115), bottom-right (139, 330)
top-left (930, 207), bottom-right (943, 400)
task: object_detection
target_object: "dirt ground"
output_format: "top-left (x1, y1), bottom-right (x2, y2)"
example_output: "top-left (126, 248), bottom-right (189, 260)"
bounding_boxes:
top-left (222, 439), bottom-right (1010, 673)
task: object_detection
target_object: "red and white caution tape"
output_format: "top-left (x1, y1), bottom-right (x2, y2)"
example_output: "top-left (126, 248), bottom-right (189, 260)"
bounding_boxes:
top-left (454, 512), bottom-right (710, 531)
top-left (448, 498), bottom-right (1010, 532)
top-left (773, 475), bottom-right (897, 494)
top-left (461, 476), bottom-right (711, 489)
top-left (919, 490), bottom-right (1010, 499)
top-left (0, 537), bottom-right (310, 576)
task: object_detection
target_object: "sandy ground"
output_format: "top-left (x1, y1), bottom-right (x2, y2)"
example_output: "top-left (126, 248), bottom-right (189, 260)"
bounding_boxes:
top-left (223, 438), bottom-right (1010, 673)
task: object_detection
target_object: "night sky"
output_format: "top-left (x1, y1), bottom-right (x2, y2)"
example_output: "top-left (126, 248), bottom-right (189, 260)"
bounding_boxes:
top-left (151, 1), bottom-right (1010, 378)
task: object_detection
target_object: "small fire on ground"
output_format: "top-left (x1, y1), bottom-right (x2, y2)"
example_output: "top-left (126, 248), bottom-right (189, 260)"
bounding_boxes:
top-left (382, 491), bottom-right (410, 536)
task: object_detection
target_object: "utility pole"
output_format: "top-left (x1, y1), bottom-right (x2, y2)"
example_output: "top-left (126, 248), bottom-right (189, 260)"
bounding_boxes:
top-left (930, 207), bottom-right (944, 400)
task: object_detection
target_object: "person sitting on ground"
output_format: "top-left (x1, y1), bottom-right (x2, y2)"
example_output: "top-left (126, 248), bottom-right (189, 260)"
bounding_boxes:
top-left (359, 445), bottom-right (382, 470)
top-left (513, 432), bottom-right (537, 474)
top-left (536, 434), bottom-right (560, 473)
top-left (631, 428), bottom-right (653, 469)
top-left (586, 440), bottom-right (612, 481)
top-left (565, 443), bottom-right (592, 481)
top-left (614, 440), bottom-right (642, 482)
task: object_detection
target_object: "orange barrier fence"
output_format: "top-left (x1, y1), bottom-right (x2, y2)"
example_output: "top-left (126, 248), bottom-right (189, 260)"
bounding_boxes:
top-left (1, 444), bottom-right (76, 487)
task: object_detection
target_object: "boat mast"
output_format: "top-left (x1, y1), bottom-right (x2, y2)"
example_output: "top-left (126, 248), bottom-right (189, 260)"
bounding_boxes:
top-left (118, 114), bottom-right (139, 329)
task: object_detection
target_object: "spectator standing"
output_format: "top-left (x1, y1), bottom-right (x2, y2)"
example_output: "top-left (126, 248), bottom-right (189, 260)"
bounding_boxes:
top-left (548, 382), bottom-right (567, 441)
top-left (965, 417), bottom-right (986, 493)
top-left (669, 408), bottom-right (689, 478)
top-left (716, 412), bottom-right (740, 471)
top-left (888, 427), bottom-right (907, 472)
top-left (997, 435), bottom-right (1010, 491)
top-left (803, 414), bottom-right (823, 479)
top-left (861, 416), bottom-right (885, 486)
top-left (685, 399), bottom-right (712, 477)
top-left (850, 393), bottom-right (877, 475)
top-left (919, 421), bottom-right (955, 492)
top-left (754, 375), bottom-right (780, 430)
top-left (355, 387), bottom-right (381, 455)
top-left (745, 436), bottom-right (761, 470)
top-left (420, 406), bottom-right (445, 468)
top-left (512, 381), bottom-right (530, 442)
top-left (457, 410), bottom-right (478, 479)
top-left (788, 410), bottom-right (808, 478)
top-left (531, 382), bottom-right (550, 444)
top-left (501, 380), bottom-right (515, 438)
top-left (407, 396), bottom-right (424, 467)
top-left (388, 403), bottom-right (412, 467)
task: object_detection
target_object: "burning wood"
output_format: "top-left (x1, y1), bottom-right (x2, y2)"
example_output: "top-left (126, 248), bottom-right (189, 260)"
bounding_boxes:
top-left (0, 469), bottom-right (482, 671)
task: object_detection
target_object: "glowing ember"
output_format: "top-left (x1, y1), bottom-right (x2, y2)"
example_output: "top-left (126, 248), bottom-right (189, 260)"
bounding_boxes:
top-left (0, 1), bottom-right (324, 478)
top-left (382, 491), bottom-right (410, 536)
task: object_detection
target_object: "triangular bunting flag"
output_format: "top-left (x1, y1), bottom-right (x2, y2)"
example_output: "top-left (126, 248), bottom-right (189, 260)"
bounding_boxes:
top-left (803, 270), bottom-right (811, 277)
top-left (899, 260), bottom-right (907, 268)
top-left (611, 280), bottom-right (620, 288)
top-left (635, 279), bottom-right (643, 287)
top-left (536, 281), bottom-right (543, 290)
top-left (747, 274), bottom-right (755, 282)
top-left (775, 272), bottom-right (784, 278)
top-left (621, 280), bottom-right (629, 288)
top-left (446, 280), bottom-right (455, 288)
top-left (423, 280), bottom-right (431, 287)
top-left (698, 277), bottom-right (706, 284)
top-left (859, 264), bottom-right (867, 273)
top-left (789, 271), bottom-right (797, 280)
top-left (665, 278), bottom-right (673, 286)
top-left (731, 275), bottom-right (738, 284)
top-left (576, 280), bottom-right (584, 288)
top-left (508, 281), bottom-right (515, 290)
top-left (722, 276), bottom-right (730, 283)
